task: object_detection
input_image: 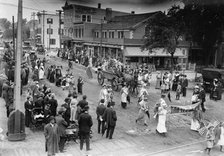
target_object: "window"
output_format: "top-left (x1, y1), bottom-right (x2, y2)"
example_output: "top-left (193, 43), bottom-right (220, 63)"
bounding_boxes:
top-left (82, 14), bottom-right (91, 22)
top-left (81, 28), bottom-right (84, 37)
top-left (47, 18), bottom-right (53, 24)
top-left (58, 28), bottom-right (64, 35)
top-left (78, 28), bottom-right (81, 38)
top-left (109, 31), bottom-right (114, 38)
top-left (60, 19), bottom-right (64, 24)
top-left (95, 32), bottom-right (99, 38)
top-left (87, 15), bottom-right (91, 22)
top-left (47, 28), bottom-right (53, 34)
top-left (118, 31), bottom-right (124, 38)
top-left (75, 29), bottom-right (78, 38)
top-left (37, 28), bottom-right (41, 34)
top-left (103, 32), bottom-right (107, 38)
top-left (82, 15), bottom-right (86, 22)
top-left (49, 38), bottom-right (56, 45)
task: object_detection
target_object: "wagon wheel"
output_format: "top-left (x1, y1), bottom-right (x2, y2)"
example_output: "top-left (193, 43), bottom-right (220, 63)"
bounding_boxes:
top-left (111, 78), bottom-right (119, 91)
top-left (97, 72), bottom-right (104, 85)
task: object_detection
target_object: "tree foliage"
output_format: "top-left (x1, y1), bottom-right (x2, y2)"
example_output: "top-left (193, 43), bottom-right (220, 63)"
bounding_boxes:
top-left (0, 18), bottom-right (11, 30)
top-left (181, 2), bottom-right (224, 65)
top-left (142, 6), bottom-right (185, 70)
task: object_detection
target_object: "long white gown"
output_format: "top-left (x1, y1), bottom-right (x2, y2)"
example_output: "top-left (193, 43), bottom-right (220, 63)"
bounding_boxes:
top-left (156, 108), bottom-right (167, 133)
top-left (217, 127), bottom-right (224, 146)
top-left (39, 66), bottom-right (45, 80)
top-left (190, 119), bottom-right (200, 131)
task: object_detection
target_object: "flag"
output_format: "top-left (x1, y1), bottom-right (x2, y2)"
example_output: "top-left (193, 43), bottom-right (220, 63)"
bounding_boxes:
top-left (213, 120), bottom-right (220, 127)
top-left (198, 126), bottom-right (207, 136)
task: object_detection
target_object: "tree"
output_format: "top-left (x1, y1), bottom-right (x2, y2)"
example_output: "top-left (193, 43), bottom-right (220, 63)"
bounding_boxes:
top-left (0, 18), bottom-right (11, 30)
top-left (181, 1), bottom-right (224, 65)
top-left (142, 6), bottom-right (185, 70)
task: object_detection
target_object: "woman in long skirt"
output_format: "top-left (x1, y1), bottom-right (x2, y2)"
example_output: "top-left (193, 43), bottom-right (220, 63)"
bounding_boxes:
top-left (217, 122), bottom-right (224, 152)
top-left (155, 72), bottom-right (161, 89)
top-left (24, 96), bottom-right (33, 127)
top-left (39, 63), bottom-right (45, 80)
top-left (156, 103), bottom-right (168, 137)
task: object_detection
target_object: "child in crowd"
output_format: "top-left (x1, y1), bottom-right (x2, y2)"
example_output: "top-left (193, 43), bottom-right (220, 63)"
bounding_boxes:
top-left (176, 82), bottom-right (182, 100)
top-left (204, 125), bottom-right (215, 155)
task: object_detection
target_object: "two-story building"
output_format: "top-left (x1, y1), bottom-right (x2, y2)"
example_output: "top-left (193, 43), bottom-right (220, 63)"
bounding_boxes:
top-left (36, 12), bottom-right (64, 49)
top-left (93, 12), bottom-right (189, 69)
top-left (62, 1), bottom-right (130, 56)
top-left (62, 2), bottom-right (189, 69)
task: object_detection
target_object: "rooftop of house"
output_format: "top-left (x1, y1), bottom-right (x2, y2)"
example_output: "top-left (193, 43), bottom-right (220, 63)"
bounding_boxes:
top-left (94, 11), bottom-right (162, 30)
top-left (64, 1), bottom-right (124, 12)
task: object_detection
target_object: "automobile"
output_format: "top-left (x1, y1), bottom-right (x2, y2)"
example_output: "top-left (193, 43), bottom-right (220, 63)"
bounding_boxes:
top-left (201, 68), bottom-right (224, 92)
top-left (36, 44), bottom-right (46, 54)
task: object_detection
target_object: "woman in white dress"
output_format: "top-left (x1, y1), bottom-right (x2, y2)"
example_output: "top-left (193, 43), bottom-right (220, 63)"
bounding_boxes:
top-left (70, 94), bottom-right (78, 123)
top-left (156, 101), bottom-right (168, 137)
top-left (39, 63), bottom-right (45, 80)
top-left (190, 109), bottom-right (202, 131)
top-left (217, 122), bottom-right (224, 152)
top-left (121, 84), bottom-right (129, 109)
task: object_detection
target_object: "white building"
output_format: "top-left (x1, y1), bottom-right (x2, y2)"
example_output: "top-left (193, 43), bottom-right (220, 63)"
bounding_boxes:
top-left (36, 12), bottom-right (64, 49)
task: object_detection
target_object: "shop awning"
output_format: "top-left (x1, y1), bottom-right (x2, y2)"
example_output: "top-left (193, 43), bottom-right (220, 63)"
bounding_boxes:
top-left (124, 47), bottom-right (187, 57)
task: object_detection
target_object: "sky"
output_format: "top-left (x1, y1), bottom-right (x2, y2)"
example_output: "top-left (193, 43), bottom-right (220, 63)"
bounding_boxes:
top-left (0, 0), bottom-right (182, 22)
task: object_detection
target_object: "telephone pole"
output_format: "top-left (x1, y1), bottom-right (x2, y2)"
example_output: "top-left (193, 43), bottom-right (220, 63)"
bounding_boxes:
top-left (48, 24), bottom-right (51, 49)
top-left (12, 16), bottom-right (15, 59)
top-left (31, 12), bottom-right (36, 46)
top-left (8, 0), bottom-right (26, 141)
top-left (56, 10), bottom-right (62, 51)
top-left (100, 19), bottom-right (103, 59)
top-left (42, 10), bottom-right (46, 47)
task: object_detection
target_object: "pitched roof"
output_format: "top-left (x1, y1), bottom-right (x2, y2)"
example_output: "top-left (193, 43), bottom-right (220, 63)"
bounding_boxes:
top-left (95, 11), bottom-right (162, 30)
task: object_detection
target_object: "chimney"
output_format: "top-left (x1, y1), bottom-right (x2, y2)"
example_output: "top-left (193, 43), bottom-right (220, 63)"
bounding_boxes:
top-left (106, 8), bottom-right (112, 21)
top-left (131, 11), bottom-right (135, 14)
top-left (98, 3), bottom-right (101, 9)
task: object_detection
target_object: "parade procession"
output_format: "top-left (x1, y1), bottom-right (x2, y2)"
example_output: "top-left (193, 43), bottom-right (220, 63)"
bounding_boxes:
top-left (1, 0), bottom-right (224, 156)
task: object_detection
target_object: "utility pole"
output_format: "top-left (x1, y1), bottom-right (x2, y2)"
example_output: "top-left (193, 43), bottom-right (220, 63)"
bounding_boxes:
top-left (100, 19), bottom-right (103, 59)
top-left (56, 10), bottom-right (62, 51)
top-left (48, 24), bottom-right (51, 49)
top-left (8, 0), bottom-right (26, 141)
top-left (31, 12), bottom-right (36, 46)
top-left (12, 16), bottom-right (15, 59)
top-left (42, 10), bottom-right (46, 47)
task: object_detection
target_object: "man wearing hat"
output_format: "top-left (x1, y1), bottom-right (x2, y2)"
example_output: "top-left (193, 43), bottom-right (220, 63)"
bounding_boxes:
top-left (55, 108), bottom-right (68, 153)
top-left (96, 99), bottom-right (106, 134)
top-left (181, 75), bottom-right (188, 97)
top-left (102, 101), bottom-right (117, 139)
top-left (78, 105), bottom-right (93, 151)
top-left (44, 116), bottom-right (59, 156)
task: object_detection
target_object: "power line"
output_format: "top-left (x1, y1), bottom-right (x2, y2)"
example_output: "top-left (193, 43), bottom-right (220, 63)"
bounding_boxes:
top-left (0, 2), bottom-right (56, 13)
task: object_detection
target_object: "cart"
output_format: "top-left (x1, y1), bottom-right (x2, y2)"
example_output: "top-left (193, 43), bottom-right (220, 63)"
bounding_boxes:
top-left (97, 69), bottom-right (123, 91)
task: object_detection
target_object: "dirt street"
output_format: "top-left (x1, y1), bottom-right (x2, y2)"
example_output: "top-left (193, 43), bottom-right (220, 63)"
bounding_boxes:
top-left (0, 55), bottom-right (224, 156)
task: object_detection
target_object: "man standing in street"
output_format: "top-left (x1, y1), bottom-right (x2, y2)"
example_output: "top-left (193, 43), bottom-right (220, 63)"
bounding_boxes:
top-left (55, 109), bottom-right (68, 153)
top-left (78, 95), bottom-right (88, 110)
top-left (78, 105), bottom-right (93, 151)
top-left (96, 99), bottom-right (106, 134)
top-left (44, 116), bottom-right (59, 156)
top-left (182, 75), bottom-right (188, 97)
top-left (103, 102), bottom-right (117, 139)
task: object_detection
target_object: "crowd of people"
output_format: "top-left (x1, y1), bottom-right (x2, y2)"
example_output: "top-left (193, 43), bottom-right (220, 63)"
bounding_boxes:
top-left (1, 44), bottom-right (224, 156)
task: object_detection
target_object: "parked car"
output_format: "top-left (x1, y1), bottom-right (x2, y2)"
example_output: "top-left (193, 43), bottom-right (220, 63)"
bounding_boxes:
top-left (202, 68), bottom-right (224, 92)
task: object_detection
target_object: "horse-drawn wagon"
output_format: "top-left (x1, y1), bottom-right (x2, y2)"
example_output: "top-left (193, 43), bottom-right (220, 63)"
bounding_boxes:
top-left (97, 69), bottom-right (122, 91)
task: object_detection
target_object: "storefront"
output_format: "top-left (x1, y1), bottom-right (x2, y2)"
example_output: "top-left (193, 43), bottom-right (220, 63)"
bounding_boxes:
top-left (124, 46), bottom-right (188, 70)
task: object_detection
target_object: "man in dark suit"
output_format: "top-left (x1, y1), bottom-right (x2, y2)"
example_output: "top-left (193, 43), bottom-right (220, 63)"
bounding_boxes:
top-left (49, 93), bottom-right (58, 116)
top-left (182, 75), bottom-right (188, 97)
top-left (78, 95), bottom-right (88, 110)
top-left (55, 109), bottom-right (68, 153)
top-left (103, 102), bottom-right (117, 139)
top-left (78, 105), bottom-right (93, 151)
top-left (96, 99), bottom-right (106, 134)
